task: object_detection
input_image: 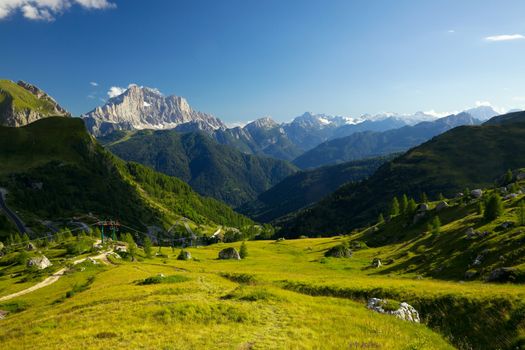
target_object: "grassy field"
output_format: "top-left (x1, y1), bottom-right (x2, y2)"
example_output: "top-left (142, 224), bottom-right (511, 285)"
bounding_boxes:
top-left (1, 237), bottom-right (524, 349)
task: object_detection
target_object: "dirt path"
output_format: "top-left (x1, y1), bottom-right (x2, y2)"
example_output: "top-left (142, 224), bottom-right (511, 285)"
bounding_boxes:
top-left (0, 251), bottom-right (111, 302)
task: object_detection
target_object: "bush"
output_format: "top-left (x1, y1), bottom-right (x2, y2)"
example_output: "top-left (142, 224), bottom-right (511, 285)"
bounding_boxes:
top-left (220, 272), bottom-right (257, 285)
top-left (137, 274), bottom-right (190, 285)
top-left (324, 242), bottom-right (352, 258)
top-left (239, 241), bottom-right (248, 259)
top-left (484, 193), bottom-right (504, 221)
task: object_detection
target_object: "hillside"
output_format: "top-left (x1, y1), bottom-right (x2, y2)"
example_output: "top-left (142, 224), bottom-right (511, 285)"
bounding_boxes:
top-left (239, 155), bottom-right (396, 222)
top-left (293, 112), bottom-right (480, 169)
top-left (283, 111), bottom-right (525, 235)
top-left (103, 129), bottom-right (298, 207)
top-left (0, 117), bottom-right (252, 239)
top-left (0, 80), bottom-right (70, 127)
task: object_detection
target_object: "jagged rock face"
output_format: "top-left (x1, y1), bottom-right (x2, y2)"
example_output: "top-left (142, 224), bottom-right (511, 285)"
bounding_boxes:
top-left (83, 85), bottom-right (226, 136)
top-left (27, 255), bottom-right (52, 270)
top-left (367, 298), bottom-right (420, 323)
top-left (0, 80), bottom-right (70, 127)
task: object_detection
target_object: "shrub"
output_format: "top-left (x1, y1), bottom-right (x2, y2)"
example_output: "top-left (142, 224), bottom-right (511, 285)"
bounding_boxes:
top-left (484, 193), bottom-right (504, 221)
top-left (324, 242), bottom-right (352, 258)
top-left (239, 241), bottom-right (248, 259)
top-left (137, 274), bottom-right (190, 285)
top-left (220, 272), bottom-right (257, 285)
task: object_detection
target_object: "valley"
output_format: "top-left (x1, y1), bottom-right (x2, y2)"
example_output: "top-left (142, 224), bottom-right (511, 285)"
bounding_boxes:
top-left (0, 78), bottom-right (524, 350)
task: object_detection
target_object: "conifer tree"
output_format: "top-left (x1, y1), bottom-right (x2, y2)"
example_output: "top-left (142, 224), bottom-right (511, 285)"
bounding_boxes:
top-left (484, 193), bottom-right (504, 221)
top-left (390, 197), bottom-right (400, 216)
top-left (143, 237), bottom-right (153, 258)
top-left (407, 199), bottom-right (417, 214)
top-left (400, 194), bottom-right (409, 213)
top-left (239, 241), bottom-right (248, 259)
top-left (377, 213), bottom-right (385, 225)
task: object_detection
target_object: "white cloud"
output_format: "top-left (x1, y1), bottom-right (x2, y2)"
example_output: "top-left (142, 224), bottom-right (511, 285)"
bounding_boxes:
top-left (107, 86), bottom-right (126, 98)
top-left (474, 101), bottom-right (506, 114)
top-left (485, 34), bottom-right (525, 42)
top-left (0, 0), bottom-right (115, 21)
top-left (90, 81), bottom-right (98, 87)
top-left (423, 109), bottom-right (457, 118)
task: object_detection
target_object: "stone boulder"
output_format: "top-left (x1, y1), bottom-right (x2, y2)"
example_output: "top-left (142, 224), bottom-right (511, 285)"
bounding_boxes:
top-left (487, 267), bottom-right (517, 283)
top-left (27, 255), bottom-right (52, 270)
top-left (412, 211), bottom-right (426, 225)
top-left (504, 193), bottom-right (518, 200)
top-left (0, 310), bottom-right (8, 320)
top-left (517, 172), bottom-right (525, 181)
top-left (324, 244), bottom-right (353, 258)
top-left (218, 247), bottom-right (241, 260)
top-left (26, 242), bottom-right (36, 251)
top-left (435, 201), bottom-right (449, 211)
top-left (417, 203), bottom-right (429, 212)
top-left (371, 258), bottom-right (382, 268)
top-left (471, 189), bottom-right (483, 198)
top-left (177, 250), bottom-right (192, 261)
top-left (367, 298), bottom-right (420, 323)
top-left (86, 257), bottom-right (99, 265)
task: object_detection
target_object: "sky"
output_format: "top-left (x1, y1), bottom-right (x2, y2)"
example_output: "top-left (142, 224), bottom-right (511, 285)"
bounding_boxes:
top-left (1, 0), bottom-right (525, 124)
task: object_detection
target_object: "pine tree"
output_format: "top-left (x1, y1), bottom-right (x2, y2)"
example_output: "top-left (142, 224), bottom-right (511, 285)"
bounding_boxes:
top-left (484, 193), bottom-right (504, 221)
top-left (13, 233), bottom-right (22, 244)
top-left (428, 216), bottom-right (441, 235)
top-left (239, 241), bottom-right (248, 259)
top-left (407, 199), bottom-right (417, 214)
top-left (22, 233), bottom-right (30, 244)
top-left (143, 237), bottom-right (153, 258)
top-left (438, 193), bottom-right (445, 201)
top-left (421, 192), bottom-right (428, 204)
top-left (390, 197), bottom-right (400, 216)
top-left (377, 213), bottom-right (385, 225)
top-left (124, 233), bottom-right (138, 261)
top-left (518, 200), bottom-right (525, 226)
top-left (400, 194), bottom-right (408, 213)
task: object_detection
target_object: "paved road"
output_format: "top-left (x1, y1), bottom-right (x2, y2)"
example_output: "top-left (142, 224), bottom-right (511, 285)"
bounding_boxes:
top-left (0, 188), bottom-right (26, 234)
top-left (0, 250), bottom-right (111, 302)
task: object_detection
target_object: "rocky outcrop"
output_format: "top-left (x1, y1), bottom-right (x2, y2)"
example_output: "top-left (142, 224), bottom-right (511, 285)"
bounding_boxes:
top-left (371, 258), bottom-right (382, 268)
top-left (367, 298), bottom-right (420, 323)
top-left (487, 267), bottom-right (517, 282)
top-left (82, 85), bottom-right (226, 136)
top-left (435, 201), bottom-right (449, 211)
top-left (27, 255), bottom-right (52, 270)
top-left (0, 80), bottom-right (70, 127)
top-left (218, 247), bottom-right (241, 260)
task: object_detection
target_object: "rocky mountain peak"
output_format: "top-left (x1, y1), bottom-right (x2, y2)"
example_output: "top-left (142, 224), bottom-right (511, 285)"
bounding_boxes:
top-left (246, 117), bottom-right (279, 130)
top-left (82, 85), bottom-right (226, 136)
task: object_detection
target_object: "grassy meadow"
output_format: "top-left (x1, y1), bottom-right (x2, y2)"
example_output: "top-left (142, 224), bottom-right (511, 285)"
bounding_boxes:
top-left (1, 237), bottom-right (524, 349)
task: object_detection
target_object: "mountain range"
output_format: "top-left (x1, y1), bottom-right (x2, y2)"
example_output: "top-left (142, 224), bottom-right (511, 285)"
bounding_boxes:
top-left (82, 84), bottom-right (501, 163)
top-left (281, 111), bottom-right (525, 236)
top-left (293, 112), bottom-right (482, 169)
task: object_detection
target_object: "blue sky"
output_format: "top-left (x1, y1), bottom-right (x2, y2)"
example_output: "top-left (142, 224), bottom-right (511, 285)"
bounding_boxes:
top-left (1, 0), bottom-right (525, 124)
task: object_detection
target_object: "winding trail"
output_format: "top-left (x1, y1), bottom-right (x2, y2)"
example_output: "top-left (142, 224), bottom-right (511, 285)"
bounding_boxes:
top-left (0, 251), bottom-right (111, 302)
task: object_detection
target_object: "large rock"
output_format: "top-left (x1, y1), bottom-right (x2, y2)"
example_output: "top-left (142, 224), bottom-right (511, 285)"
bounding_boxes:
top-left (471, 189), bottom-right (483, 198)
top-left (417, 203), bottom-right (429, 212)
top-left (435, 201), bottom-right (449, 211)
top-left (487, 267), bottom-right (517, 282)
top-left (367, 298), bottom-right (420, 323)
top-left (371, 258), bottom-right (382, 268)
top-left (26, 242), bottom-right (36, 251)
top-left (27, 255), bottom-right (52, 270)
top-left (218, 247), bottom-right (241, 260)
top-left (0, 310), bottom-right (8, 320)
top-left (177, 250), bottom-right (192, 261)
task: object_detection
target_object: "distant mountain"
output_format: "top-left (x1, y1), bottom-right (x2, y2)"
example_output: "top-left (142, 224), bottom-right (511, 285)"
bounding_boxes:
top-left (281, 111), bottom-right (525, 236)
top-left (82, 85), bottom-right (226, 136)
top-left (103, 129), bottom-right (298, 207)
top-left (464, 105), bottom-right (500, 121)
top-left (0, 117), bottom-right (251, 238)
top-left (238, 155), bottom-right (396, 222)
top-left (0, 79), bottom-right (70, 127)
top-left (293, 112), bottom-right (481, 169)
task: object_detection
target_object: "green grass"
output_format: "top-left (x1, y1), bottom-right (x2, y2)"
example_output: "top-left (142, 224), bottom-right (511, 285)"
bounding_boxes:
top-left (0, 80), bottom-right (57, 115)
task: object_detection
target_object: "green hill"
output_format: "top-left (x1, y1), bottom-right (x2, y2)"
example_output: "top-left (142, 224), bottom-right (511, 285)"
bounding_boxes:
top-left (239, 155), bottom-right (396, 222)
top-left (283, 112), bottom-right (525, 235)
top-left (103, 129), bottom-right (298, 207)
top-left (0, 117), bottom-right (252, 238)
top-left (0, 80), bottom-right (70, 127)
